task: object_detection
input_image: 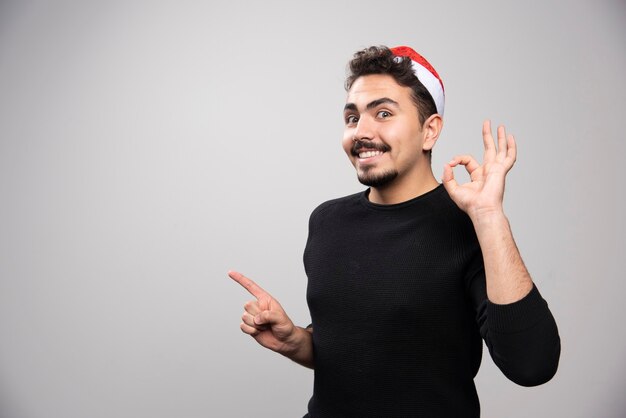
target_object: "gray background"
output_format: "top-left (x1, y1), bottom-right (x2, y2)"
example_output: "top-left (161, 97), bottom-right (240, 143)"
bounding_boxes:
top-left (1, 0), bottom-right (624, 417)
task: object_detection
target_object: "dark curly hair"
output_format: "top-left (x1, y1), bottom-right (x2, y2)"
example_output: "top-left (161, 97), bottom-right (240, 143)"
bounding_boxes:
top-left (345, 46), bottom-right (437, 125)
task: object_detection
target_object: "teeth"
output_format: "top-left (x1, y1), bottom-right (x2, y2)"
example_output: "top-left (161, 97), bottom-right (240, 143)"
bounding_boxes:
top-left (358, 151), bottom-right (382, 158)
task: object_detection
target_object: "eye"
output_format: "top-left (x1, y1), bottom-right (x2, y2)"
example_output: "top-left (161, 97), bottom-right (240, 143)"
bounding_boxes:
top-left (377, 110), bottom-right (391, 119)
top-left (345, 114), bottom-right (359, 125)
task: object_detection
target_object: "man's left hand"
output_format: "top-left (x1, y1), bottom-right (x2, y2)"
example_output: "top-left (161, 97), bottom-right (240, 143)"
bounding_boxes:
top-left (442, 120), bottom-right (516, 221)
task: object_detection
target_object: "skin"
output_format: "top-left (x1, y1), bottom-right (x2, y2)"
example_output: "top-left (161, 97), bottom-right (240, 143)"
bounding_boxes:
top-left (230, 73), bottom-right (533, 368)
top-left (342, 74), bottom-right (442, 204)
top-left (442, 121), bottom-right (533, 304)
top-left (228, 270), bottom-right (314, 369)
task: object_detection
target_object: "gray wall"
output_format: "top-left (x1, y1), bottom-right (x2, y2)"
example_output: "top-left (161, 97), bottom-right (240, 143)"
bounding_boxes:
top-left (1, 0), bottom-right (624, 417)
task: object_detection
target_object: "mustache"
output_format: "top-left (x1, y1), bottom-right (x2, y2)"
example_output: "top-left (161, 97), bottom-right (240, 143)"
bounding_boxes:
top-left (351, 140), bottom-right (391, 156)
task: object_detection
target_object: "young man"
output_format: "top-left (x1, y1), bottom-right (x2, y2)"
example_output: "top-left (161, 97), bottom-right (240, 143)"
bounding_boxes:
top-left (230, 46), bottom-right (560, 417)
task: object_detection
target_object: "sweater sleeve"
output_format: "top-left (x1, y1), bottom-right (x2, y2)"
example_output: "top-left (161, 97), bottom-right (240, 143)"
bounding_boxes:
top-left (469, 264), bottom-right (561, 386)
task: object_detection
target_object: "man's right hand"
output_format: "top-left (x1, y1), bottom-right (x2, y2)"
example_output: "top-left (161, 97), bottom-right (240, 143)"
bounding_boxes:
top-left (229, 270), bottom-right (314, 368)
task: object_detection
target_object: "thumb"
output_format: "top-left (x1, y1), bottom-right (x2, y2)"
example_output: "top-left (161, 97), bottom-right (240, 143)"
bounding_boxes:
top-left (442, 163), bottom-right (459, 194)
top-left (254, 310), bottom-right (283, 326)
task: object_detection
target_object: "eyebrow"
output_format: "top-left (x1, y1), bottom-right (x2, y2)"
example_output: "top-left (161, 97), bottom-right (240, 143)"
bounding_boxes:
top-left (344, 97), bottom-right (400, 112)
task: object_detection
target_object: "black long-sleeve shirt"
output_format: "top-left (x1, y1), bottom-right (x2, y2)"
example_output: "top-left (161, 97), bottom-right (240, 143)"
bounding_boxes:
top-left (303, 185), bottom-right (560, 417)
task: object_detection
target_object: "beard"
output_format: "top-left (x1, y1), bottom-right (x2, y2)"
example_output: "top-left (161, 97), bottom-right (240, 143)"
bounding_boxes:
top-left (356, 167), bottom-right (398, 188)
top-left (351, 140), bottom-right (397, 188)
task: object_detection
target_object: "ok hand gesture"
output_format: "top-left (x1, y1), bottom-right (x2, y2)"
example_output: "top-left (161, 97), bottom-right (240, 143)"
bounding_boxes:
top-left (442, 120), bottom-right (517, 221)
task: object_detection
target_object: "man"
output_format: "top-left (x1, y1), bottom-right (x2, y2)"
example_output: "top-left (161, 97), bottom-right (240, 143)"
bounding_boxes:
top-left (229, 45), bottom-right (560, 417)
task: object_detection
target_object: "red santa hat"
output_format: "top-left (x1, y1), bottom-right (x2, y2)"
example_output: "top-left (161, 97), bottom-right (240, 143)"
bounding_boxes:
top-left (390, 46), bottom-right (445, 116)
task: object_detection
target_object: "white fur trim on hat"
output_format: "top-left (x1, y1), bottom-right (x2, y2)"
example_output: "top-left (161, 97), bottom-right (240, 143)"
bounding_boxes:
top-left (390, 46), bottom-right (445, 116)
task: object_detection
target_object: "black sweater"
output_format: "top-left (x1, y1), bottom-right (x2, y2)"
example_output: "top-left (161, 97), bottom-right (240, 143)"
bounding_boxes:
top-left (303, 185), bottom-right (560, 418)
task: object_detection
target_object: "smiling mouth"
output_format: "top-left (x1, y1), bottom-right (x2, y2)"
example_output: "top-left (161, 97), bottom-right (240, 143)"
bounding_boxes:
top-left (358, 150), bottom-right (384, 158)
top-left (351, 141), bottom-right (390, 158)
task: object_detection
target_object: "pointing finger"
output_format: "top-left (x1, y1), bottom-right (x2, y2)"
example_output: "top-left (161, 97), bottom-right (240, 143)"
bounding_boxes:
top-left (229, 270), bottom-right (270, 299)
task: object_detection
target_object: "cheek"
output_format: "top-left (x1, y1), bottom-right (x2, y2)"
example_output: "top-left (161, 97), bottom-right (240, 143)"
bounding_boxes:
top-left (341, 133), bottom-right (354, 157)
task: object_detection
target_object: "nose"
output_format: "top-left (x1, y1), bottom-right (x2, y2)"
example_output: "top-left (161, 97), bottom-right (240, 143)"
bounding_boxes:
top-left (352, 116), bottom-right (374, 142)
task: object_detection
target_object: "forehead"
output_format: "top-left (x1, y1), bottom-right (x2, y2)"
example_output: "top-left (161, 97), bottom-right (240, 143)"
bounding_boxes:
top-left (346, 74), bottom-right (413, 107)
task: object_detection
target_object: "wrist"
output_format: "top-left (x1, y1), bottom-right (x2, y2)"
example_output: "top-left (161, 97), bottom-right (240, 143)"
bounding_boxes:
top-left (469, 206), bottom-right (508, 227)
top-left (280, 326), bottom-right (314, 368)
top-left (280, 326), bottom-right (310, 357)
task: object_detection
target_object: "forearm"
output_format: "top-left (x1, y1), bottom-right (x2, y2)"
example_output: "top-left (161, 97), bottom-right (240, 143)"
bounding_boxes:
top-left (471, 210), bottom-right (533, 304)
top-left (471, 210), bottom-right (560, 385)
top-left (479, 285), bottom-right (561, 386)
top-left (281, 326), bottom-right (314, 369)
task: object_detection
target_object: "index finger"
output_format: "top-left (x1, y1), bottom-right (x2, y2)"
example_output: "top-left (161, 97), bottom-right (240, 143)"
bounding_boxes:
top-left (228, 270), bottom-right (269, 299)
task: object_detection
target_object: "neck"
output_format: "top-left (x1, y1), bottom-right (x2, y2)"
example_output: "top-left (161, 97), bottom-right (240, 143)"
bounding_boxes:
top-left (368, 171), bottom-right (439, 205)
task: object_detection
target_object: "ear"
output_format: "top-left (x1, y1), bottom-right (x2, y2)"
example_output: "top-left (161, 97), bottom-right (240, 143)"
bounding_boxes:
top-left (421, 114), bottom-right (443, 151)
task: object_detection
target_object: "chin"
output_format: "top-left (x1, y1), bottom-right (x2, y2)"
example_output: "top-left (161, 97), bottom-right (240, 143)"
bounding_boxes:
top-left (357, 169), bottom-right (398, 188)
